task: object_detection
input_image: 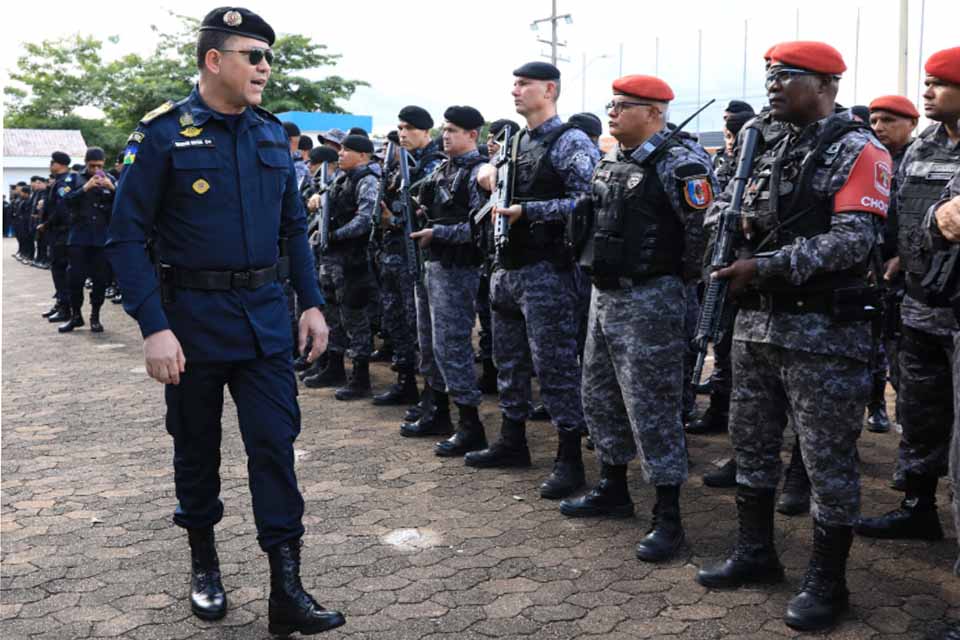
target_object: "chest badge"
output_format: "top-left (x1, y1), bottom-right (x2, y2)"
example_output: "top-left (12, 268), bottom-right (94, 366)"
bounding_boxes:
top-left (179, 112), bottom-right (194, 127)
top-left (626, 173), bottom-right (643, 189)
top-left (192, 179), bottom-right (210, 195)
top-left (180, 127), bottom-right (203, 138)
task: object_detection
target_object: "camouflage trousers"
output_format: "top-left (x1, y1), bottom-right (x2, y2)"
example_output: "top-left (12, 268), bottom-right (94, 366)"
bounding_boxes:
top-left (952, 330), bottom-right (960, 576)
top-left (490, 261), bottom-right (585, 434)
top-left (378, 248), bottom-right (418, 366)
top-left (896, 325), bottom-right (955, 477)
top-left (731, 340), bottom-right (869, 526)
top-left (416, 260), bottom-right (482, 407)
top-left (318, 259), bottom-right (373, 359)
top-left (582, 277), bottom-right (688, 485)
top-left (476, 265), bottom-right (493, 360)
top-left (682, 281), bottom-right (702, 416)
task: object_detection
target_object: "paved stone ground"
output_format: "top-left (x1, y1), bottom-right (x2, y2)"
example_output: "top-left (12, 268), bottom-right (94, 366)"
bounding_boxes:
top-left (2, 238), bottom-right (958, 640)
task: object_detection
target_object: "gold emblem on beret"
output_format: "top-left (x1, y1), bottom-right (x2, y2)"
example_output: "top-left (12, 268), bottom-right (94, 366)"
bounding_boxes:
top-left (180, 127), bottom-right (203, 138)
top-left (192, 179), bottom-right (210, 195)
top-left (223, 10), bottom-right (243, 27)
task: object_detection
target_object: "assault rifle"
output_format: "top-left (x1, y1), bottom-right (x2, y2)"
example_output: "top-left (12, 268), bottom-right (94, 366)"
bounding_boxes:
top-left (397, 147), bottom-right (422, 278)
top-left (690, 124), bottom-right (761, 387)
top-left (472, 124), bottom-right (515, 263)
top-left (372, 140), bottom-right (396, 245)
top-left (317, 162), bottom-right (332, 253)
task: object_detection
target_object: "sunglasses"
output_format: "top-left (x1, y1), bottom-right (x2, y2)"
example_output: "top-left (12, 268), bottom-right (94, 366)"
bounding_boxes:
top-left (220, 48), bottom-right (274, 65)
top-left (765, 66), bottom-right (834, 89)
top-left (605, 100), bottom-right (656, 114)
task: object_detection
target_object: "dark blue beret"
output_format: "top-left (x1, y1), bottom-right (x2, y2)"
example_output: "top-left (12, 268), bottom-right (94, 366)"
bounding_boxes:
top-left (84, 147), bottom-right (106, 162)
top-left (308, 146), bottom-right (338, 164)
top-left (513, 61), bottom-right (560, 80)
top-left (342, 134), bottom-right (374, 154)
top-left (443, 105), bottom-right (484, 131)
top-left (51, 151), bottom-right (71, 166)
top-left (398, 105), bottom-right (434, 130)
top-left (200, 7), bottom-right (276, 46)
top-left (568, 113), bottom-right (602, 138)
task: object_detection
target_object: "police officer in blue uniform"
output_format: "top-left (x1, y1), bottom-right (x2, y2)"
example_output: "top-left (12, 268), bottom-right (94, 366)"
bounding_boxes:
top-left (106, 8), bottom-right (344, 636)
top-left (38, 151), bottom-right (78, 323)
top-left (59, 147), bottom-right (114, 333)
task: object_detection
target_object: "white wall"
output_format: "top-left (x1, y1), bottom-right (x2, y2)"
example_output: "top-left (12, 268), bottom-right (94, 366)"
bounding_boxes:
top-left (4, 157), bottom-right (50, 193)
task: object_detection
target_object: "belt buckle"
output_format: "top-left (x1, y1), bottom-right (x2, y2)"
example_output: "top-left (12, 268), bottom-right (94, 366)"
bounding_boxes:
top-left (232, 270), bottom-right (252, 288)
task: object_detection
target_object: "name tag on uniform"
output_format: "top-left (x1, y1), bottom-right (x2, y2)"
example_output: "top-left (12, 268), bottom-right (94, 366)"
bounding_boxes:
top-left (174, 138), bottom-right (216, 149)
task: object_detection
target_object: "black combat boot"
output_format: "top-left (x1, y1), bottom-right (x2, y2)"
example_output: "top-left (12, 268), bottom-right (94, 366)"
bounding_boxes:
top-left (58, 308), bottom-right (85, 333)
top-left (303, 352), bottom-right (345, 388)
top-left (696, 485), bottom-right (785, 588)
top-left (539, 430), bottom-right (586, 499)
top-left (267, 540), bottom-right (345, 636)
top-left (855, 473), bottom-right (944, 540)
top-left (89, 306), bottom-right (104, 333)
top-left (784, 521), bottom-right (853, 631)
top-left (703, 458), bottom-right (738, 488)
top-left (334, 359), bottom-right (371, 401)
top-left (186, 527), bottom-right (227, 621)
top-left (559, 463), bottom-right (634, 518)
top-left (41, 304), bottom-right (60, 319)
top-left (685, 392), bottom-right (729, 435)
top-left (400, 389), bottom-right (453, 437)
top-left (372, 367), bottom-right (419, 406)
top-left (369, 341), bottom-right (394, 363)
top-left (529, 403), bottom-right (550, 421)
top-left (298, 352), bottom-right (327, 382)
top-left (865, 371), bottom-right (891, 433)
top-left (47, 304), bottom-right (71, 323)
top-left (776, 437), bottom-right (810, 516)
top-left (464, 416), bottom-right (531, 468)
top-left (403, 385), bottom-right (433, 423)
top-left (635, 485), bottom-right (685, 562)
top-left (435, 404), bottom-right (487, 457)
top-left (477, 358), bottom-right (498, 394)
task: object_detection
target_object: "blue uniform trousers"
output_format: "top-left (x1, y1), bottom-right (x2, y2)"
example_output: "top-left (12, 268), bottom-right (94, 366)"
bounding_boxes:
top-left (164, 352), bottom-right (305, 551)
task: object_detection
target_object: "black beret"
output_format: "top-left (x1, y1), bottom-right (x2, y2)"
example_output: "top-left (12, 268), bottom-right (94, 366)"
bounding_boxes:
top-left (397, 105), bottom-right (433, 130)
top-left (850, 105), bottom-right (870, 122)
top-left (16, 181), bottom-right (28, 187)
top-left (724, 100), bottom-right (755, 115)
top-left (568, 113), bottom-right (602, 138)
top-left (386, 130), bottom-right (400, 144)
top-left (443, 105), bottom-right (484, 131)
top-left (199, 7), bottom-right (276, 46)
top-left (725, 111), bottom-right (753, 136)
top-left (298, 135), bottom-right (313, 151)
top-left (488, 119), bottom-right (520, 137)
top-left (513, 61), bottom-right (560, 80)
top-left (348, 127), bottom-right (368, 137)
top-left (51, 151), bottom-right (71, 166)
top-left (84, 147), bottom-right (106, 162)
top-left (308, 146), bottom-right (339, 164)
top-left (342, 134), bottom-right (374, 154)
top-left (30, 175), bottom-right (45, 182)
top-left (282, 121), bottom-right (301, 138)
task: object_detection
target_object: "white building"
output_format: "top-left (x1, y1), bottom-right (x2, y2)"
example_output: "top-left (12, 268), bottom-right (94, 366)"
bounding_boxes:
top-left (3, 129), bottom-right (88, 191)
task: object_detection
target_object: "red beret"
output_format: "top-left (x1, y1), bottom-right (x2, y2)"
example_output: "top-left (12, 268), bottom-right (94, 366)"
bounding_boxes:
top-left (612, 75), bottom-right (674, 102)
top-left (763, 45), bottom-right (775, 61)
top-left (869, 95), bottom-right (919, 119)
top-left (925, 47), bottom-right (960, 86)
top-left (768, 41), bottom-right (846, 75)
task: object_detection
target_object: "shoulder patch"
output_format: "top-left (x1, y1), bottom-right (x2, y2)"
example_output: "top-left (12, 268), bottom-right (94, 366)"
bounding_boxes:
top-left (140, 101), bottom-right (176, 125)
top-left (680, 175), bottom-right (713, 211)
top-left (674, 162), bottom-right (709, 179)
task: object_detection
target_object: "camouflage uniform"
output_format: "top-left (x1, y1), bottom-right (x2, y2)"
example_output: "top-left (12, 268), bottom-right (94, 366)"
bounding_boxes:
top-left (319, 162), bottom-right (379, 358)
top-left (490, 116), bottom-right (599, 432)
top-left (582, 132), bottom-right (714, 484)
top-left (415, 149), bottom-right (487, 406)
top-left (728, 110), bottom-right (890, 526)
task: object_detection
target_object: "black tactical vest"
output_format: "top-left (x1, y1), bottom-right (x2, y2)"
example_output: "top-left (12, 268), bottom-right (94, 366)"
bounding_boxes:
top-left (579, 145), bottom-right (684, 280)
top-left (421, 156), bottom-right (485, 266)
top-left (327, 165), bottom-right (374, 259)
top-left (501, 124), bottom-right (573, 267)
top-left (897, 125), bottom-right (960, 276)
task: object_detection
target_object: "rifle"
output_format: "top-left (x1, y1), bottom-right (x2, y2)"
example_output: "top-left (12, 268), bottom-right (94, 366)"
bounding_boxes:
top-left (397, 147), bottom-right (422, 278)
top-left (472, 124), bottom-right (515, 263)
top-left (372, 141), bottom-right (396, 244)
top-left (690, 124), bottom-right (761, 387)
top-left (317, 162), bottom-right (332, 253)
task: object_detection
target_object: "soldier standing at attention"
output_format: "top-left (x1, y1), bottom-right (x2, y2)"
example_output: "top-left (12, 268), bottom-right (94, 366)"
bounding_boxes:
top-left (106, 7), bottom-right (344, 635)
top-left (467, 62), bottom-right (600, 500)
top-left (558, 75), bottom-right (714, 564)
top-left (694, 41), bottom-right (891, 632)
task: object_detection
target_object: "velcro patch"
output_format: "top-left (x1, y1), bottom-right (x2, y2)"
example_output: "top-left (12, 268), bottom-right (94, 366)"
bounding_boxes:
top-left (682, 177), bottom-right (713, 210)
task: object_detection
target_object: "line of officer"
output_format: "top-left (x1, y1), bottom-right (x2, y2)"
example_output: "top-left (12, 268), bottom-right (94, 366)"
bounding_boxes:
top-left (106, 7), bottom-right (343, 635)
top-left (37, 151), bottom-right (77, 323)
top-left (559, 74), bottom-right (715, 564)
top-left (408, 105), bottom-right (490, 457)
top-left (694, 41), bottom-right (891, 632)
top-left (857, 47), bottom-right (960, 543)
top-left (468, 62), bottom-right (600, 500)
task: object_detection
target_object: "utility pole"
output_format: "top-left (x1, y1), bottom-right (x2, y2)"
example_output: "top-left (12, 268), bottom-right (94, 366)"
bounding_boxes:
top-left (854, 7), bottom-right (861, 104)
top-left (897, 0), bottom-right (908, 95)
top-left (697, 29), bottom-right (702, 134)
top-left (530, 0), bottom-right (572, 66)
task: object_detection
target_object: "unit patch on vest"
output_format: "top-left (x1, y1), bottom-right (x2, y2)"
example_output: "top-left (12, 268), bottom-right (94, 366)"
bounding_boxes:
top-left (192, 179), bottom-right (210, 195)
top-left (626, 173), bottom-right (644, 190)
top-left (682, 177), bottom-right (713, 210)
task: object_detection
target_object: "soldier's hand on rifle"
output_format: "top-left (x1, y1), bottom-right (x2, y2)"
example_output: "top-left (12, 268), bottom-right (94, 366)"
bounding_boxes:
top-left (477, 164), bottom-right (497, 191)
top-left (713, 258), bottom-right (758, 295)
top-left (380, 202), bottom-right (393, 228)
top-left (935, 196), bottom-right (960, 243)
top-left (307, 193), bottom-right (320, 212)
top-left (410, 228), bottom-right (433, 248)
top-left (883, 257), bottom-right (901, 281)
top-left (493, 204), bottom-right (523, 226)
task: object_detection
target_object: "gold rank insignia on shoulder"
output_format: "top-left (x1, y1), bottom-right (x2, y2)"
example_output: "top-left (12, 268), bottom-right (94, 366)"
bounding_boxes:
top-left (180, 127), bottom-right (203, 138)
top-left (179, 112), bottom-right (195, 127)
top-left (140, 101), bottom-right (175, 124)
top-left (192, 179), bottom-right (210, 195)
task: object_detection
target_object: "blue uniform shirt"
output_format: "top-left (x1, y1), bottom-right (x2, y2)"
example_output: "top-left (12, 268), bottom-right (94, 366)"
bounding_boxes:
top-left (65, 171), bottom-right (115, 247)
top-left (106, 86), bottom-right (324, 362)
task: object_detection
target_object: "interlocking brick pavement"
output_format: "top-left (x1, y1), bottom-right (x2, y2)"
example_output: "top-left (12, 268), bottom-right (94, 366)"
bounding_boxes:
top-left (2, 238), bottom-right (957, 639)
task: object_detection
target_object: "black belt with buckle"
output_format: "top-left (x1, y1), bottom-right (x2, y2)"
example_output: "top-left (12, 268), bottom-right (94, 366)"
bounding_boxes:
top-left (159, 263), bottom-right (280, 291)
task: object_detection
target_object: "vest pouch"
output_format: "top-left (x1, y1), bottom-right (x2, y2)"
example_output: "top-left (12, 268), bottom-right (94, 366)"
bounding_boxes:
top-left (830, 286), bottom-right (880, 322)
top-left (920, 245), bottom-right (960, 308)
top-left (594, 232), bottom-right (624, 271)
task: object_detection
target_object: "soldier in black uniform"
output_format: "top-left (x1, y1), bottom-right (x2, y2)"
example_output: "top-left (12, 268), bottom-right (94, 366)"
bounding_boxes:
top-left (37, 151), bottom-right (78, 324)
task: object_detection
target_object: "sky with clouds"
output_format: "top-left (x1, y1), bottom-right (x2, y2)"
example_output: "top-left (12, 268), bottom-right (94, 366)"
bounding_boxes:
top-left (2, 0), bottom-right (954, 136)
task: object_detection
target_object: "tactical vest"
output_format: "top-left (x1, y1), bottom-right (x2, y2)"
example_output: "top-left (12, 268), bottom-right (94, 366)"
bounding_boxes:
top-left (897, 125), bottom-right (960, 281)
top-left (422, 156), bottom-right (485, 267)
top-left (327, 165), bottom-right (374, 261)
top-left (501, 124), bottom-right (574, 268)
top-left (578, 144), bottom-right (684, 282)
